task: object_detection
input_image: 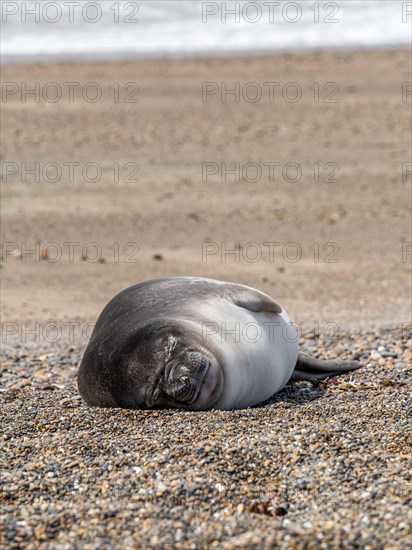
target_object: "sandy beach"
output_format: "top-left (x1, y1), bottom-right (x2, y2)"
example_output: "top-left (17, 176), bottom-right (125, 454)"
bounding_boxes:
top-left (1, 48), bottom-right (411, 549)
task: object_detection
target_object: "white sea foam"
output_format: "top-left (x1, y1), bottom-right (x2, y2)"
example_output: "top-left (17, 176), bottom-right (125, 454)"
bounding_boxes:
top-left (1, 1), bottom-right (410, 62)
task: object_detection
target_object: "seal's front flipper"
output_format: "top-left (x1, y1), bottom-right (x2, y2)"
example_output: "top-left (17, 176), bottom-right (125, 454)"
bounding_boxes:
top-left (291, 352), bottom-right (362, 381)
top-left (227, 284), bottom-right (282, 314)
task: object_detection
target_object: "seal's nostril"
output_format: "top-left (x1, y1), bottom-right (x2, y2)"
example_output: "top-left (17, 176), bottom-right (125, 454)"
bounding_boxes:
top-left (168, 376), bottom-right (195, 401)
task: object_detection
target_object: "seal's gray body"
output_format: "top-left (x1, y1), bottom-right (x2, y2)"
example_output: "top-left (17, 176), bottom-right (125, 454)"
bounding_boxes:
top-left (78, 277), bottom-right (361, 411)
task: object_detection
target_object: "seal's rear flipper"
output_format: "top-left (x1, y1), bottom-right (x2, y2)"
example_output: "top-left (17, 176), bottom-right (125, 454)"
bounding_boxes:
top-left (291, 352), bottom-right (362, 381)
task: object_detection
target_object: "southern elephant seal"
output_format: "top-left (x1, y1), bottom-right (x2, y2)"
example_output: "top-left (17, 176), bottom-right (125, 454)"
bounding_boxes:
top-left (78, 277), bottom-right (361, 410)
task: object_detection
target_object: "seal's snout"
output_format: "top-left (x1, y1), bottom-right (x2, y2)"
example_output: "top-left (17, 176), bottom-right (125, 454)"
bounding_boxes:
top-left (186, 351), bottom-right (211, 375)
top-left (168, 376), bottom-right (195, 402)
top-left (164, 351), bottom-right (211, 403)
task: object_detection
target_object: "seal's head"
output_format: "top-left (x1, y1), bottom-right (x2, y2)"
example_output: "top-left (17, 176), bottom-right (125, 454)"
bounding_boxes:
top-left (78, 319), bottom-right (224, 411)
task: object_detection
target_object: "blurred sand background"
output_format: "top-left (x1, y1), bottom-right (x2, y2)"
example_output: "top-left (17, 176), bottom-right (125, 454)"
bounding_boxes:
top-left (1, 47), bottom-right (411, 336)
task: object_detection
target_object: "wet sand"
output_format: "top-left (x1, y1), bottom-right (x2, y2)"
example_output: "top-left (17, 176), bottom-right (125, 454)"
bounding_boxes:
top-left (1, 47), bottom-right (411, 329)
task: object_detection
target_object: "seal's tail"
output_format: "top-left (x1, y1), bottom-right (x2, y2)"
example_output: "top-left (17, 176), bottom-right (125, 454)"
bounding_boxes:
top-left (291, 352), bottom-right (362, 381)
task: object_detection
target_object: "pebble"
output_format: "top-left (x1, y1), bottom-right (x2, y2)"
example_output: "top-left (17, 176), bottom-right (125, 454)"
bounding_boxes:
top-left (402, 349), bottom-right (412, 362)
top-left (1, 325), bottom-right (410, 549)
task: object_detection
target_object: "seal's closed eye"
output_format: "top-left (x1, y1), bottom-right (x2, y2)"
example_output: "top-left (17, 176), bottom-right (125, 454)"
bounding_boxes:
top-left (145, 386), bottom-right (160, 408)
